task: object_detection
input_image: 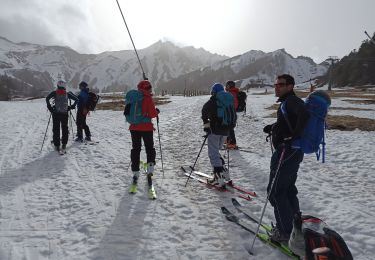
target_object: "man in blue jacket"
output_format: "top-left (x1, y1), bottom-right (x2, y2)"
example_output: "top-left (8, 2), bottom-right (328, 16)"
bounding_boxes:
top-left (75, 81), bottom-right (91, 142)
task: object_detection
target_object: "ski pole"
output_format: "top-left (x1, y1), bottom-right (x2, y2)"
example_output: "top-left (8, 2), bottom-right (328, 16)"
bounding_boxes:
top-left (41, 113), bottom-right (52, 152)
top-left (185, 134), bottom-right (208, 187)
top-left (156, 116), bottom-right (165, 178)
top-left (248, 145), bottom-right (286, 255)
top-left (69, 100), bottom-right (74, 140)
top-left (115, 0), bottom-right (147, 80)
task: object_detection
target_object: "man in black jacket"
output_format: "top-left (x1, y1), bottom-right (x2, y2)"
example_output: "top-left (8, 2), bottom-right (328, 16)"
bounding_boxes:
top-left (263, 74), bottom-right (309, 243)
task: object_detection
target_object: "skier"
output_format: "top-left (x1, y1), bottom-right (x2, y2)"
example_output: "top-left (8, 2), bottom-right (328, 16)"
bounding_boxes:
top-left (263, 74), bottom-right (309, 243)
top-left (126, 80), bottom-right (159, 198)
top-left (75, 81), bottom-right (91, 142)
top-left (202, 83), bottom-right (236, 187)
top-left (46, 80), bottom-right (78, 154)
top-left (225, 80), bottom-right (239, 149)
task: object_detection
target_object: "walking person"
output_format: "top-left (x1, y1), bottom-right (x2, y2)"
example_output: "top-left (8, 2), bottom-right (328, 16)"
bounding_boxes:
top-left (75, 81), bottom-right (91, 142)
top-left (263, 74), bottom-right (310, 243)
top-left (225, 80), bottom-right (239, 149)
top-left (124, 80), bottom-right (159, 199)
top-left (202, 83), bottom-right (236, 187)
top-left (46, 80), bottom-right (78, 154)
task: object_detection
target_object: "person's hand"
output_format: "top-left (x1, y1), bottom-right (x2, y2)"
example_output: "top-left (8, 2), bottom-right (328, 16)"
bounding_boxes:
top-left (203, 122), bottom-right (211, 134)
top-left (263, 124), bottom-right (273, 134)
top-left (48, 106), bottom-right (55, 113)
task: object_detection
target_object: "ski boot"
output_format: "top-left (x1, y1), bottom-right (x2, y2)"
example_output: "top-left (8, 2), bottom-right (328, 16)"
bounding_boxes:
top-left (147, 163), bottom-right (157, 200)
top-left (128, 171), bottom-right (139, 194)
top-left (59, 144), bottom-right (67, 155)
top-left (208, 167), bottom-right (226, 188)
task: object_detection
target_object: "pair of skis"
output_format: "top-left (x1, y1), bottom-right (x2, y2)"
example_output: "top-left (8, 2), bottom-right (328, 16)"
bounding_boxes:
top-left (180, 166), bottom-right (256, 201)
top-left (222, 198), bottom-right (301, 259)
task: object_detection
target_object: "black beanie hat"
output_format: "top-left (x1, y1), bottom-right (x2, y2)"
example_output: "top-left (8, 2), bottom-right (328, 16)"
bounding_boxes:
top-left (79, 81), bottom-right (88, 88)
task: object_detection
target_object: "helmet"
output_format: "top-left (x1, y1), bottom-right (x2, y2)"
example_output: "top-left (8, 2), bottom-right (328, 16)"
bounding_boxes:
top-left (137, 80), bottom-right (152, 90)
top-left (57, 80), bottom-right (66, 89)
top-left (79, 81), bottom-right (88, 88)
top-left (226, 80), bottom-right (235, 88)
top-left (211, 83), bottom-right (224, 94)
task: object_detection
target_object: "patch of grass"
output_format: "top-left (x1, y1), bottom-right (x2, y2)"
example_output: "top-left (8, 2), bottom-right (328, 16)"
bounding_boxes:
top-left (330, 106), bottom-right (374, 111)
top-left (327, 115), bottom-right (375, 131)
top-left (342, 99), bottom-right (375, 105)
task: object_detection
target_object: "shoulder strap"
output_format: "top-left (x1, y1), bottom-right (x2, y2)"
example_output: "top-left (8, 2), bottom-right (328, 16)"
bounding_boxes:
top-left (280, 99), bottom-right (293, 133)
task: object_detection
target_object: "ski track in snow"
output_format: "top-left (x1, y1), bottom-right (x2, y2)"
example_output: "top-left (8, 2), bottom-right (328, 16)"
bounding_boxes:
top-left (0, 93), bottom-right (374, 260)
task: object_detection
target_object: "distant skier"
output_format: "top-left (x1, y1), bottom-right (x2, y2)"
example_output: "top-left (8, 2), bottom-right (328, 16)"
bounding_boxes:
top-left (263, 74), bottom-right (309, 243)
top-left (46, 80), bottom-right (78, 154)
top-left (225, 80), bottom-right (239, 149)
top-left (202, 83), bottom-right (236, 187)
top-left (75, 81), bottom-right (91, 142)
top-left (124, 80), bottom-right (159, 199)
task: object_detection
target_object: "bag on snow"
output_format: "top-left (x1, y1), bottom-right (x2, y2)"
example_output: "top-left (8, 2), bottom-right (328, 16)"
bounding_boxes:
top-left (54, 89), bottom-right (69, 113)
top-left (215, 91), bottom-right (237, 128)
top-left (237, 91), bottom-right (247, 112)
top-left (86, 92), bottom-right (100, 111)
top-left (281, 90), bottom-right (331, 162)
top-left (124, 89), bottom-right (151, 124)
top-left (289, 214), bottom-right (353, 260)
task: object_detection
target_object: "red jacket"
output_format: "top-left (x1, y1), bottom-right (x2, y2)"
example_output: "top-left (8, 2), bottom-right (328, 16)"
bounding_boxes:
top-left (227, 87), bottom-right (239, 110)
top-left (129, 90), bottom-right (158, 131)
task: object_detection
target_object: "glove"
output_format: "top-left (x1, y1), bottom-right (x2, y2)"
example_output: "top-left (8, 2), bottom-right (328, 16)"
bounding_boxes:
top-left (156, 108), bottom-right (160, 114)
top-left (203, 122), bottom-right (211, 134)
top-left (263, 124), bottom-right (273, 134)
top-left (48, 106), bottom-right (55, 113)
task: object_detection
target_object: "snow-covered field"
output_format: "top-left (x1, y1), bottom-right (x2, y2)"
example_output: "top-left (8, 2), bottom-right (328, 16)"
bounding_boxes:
top-left (0, 91), bottom-right (374, 260)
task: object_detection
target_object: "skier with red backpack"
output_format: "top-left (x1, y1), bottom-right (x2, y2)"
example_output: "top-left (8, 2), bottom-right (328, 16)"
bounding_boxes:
top-left (46, 80), bottom-right (78, 154)
top-left (124, 80), bottom-right (160, 199)
top-left (225, 80), bottom-right (239, 150)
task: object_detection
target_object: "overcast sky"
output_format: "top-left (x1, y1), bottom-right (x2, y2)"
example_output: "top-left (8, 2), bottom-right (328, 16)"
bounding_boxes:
top-left (0, 0), bottom-right (374, 63)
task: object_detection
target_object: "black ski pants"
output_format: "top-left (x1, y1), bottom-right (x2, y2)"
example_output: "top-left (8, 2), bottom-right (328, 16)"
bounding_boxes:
top-left (52, 112), bottom-right (69, 146)
top-left (76, 110), bottom-right (91, 138)
top-left (227, 128), bottom-right (237, 145)
top-left (267, 145), bottom-right (304, 235)
top-left (130, 130), bottom-right (156, 172)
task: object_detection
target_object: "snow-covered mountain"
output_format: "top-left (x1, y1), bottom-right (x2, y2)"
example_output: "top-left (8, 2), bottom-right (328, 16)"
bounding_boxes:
top-left (159, 49), bottom-right (329, 92)
top-left (0, 36), bottom-right (227, 94)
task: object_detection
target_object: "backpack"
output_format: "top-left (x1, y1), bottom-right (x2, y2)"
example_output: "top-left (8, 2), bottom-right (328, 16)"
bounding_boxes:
top-left (281, 90), bottom-right (331, 162)
top-left (86, 92), bottom-right (100, 111)
top-left (124, 89), bottom-right (151, 124)
top-left (237, 91), bottom-right (247, 112)
top-left (54, 89), bottom-right (69, 113)
top-left (289, 214), bottom-right (353, 260)
top-left (215, 91), bottom-right (237, 128)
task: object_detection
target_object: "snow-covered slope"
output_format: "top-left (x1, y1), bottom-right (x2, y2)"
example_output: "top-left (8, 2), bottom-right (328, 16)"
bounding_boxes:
top-left (0, 92), bottom-right (374, 259)
top-left (0, 36), bottom-right (227, 93)
top-left (159, 49), bottom-right (328, 92)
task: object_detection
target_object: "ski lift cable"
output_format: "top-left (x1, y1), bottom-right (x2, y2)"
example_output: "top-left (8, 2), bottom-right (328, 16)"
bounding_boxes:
top-left (115, 0), bottom-right (147, 80)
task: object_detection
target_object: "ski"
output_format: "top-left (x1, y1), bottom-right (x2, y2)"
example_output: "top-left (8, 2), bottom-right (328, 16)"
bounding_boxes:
top-left (188, 166), bottom-right (257, 197)
top-left (231, 198), bottom-right (270, 232)
top-left (181, 167), bottom-right (252, 201)
top-left (221, 207), bottom-right (300, 259)
top-left (148, 185), bottom-right (157, 200)
top-left (84, 140), bottom-right (99, 145)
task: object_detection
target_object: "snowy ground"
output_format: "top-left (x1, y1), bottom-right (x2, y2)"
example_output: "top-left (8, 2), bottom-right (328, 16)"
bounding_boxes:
top-left (0, 91), bottom-right (374, 260)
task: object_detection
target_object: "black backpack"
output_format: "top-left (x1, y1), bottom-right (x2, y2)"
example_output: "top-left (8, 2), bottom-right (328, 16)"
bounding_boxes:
top-left (237, 91), bottom-right (247, 112)
top-left (86, 92), bottom-right (100, 111)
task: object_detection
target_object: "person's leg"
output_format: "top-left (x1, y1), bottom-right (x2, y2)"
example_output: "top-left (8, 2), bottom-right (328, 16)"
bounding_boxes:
top-left (268, 148), bottom-right (303, 236)
top-left (82, 114), bottom-right (91, 139)
top-left (61, 113), bottom-right (69, 147)
top-left (130, 131), bottom-right (142, 184)
top-left (142, 131), bottom-right (156, 187)
top-left (76, 112), bottom-right (83, 139)
top-left (207, 134), bottom-right (226, 186)
top-left (52, 113), bottom-right (61, 148)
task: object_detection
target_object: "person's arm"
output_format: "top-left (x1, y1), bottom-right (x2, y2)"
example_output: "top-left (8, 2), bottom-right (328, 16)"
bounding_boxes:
top-left (288, 97), bottom-right (310, 138)
top-left (45, 91), bottom-right (55, 112)
top-left (68, 92), bottom-right (79, 108)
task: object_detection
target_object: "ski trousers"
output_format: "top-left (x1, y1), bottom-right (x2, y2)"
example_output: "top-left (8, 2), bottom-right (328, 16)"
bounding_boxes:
top-left (52, 112), bottom-right (69, 146)
top-left (76, 110), bottom-right (91, 138)
top-left (207, 133), bottom-right (226, 168)
top-left (267, 145), bottom-right (304, 235)
top-left (130, 130), bottom-right (156, 172)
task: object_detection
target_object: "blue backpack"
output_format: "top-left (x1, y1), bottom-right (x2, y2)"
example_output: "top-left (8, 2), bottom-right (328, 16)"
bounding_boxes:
top-left (281, 90), bottom-right (331, 163)
top-left (124, 90), bottom-right (151, 124)
top-left (215, 91), bottom-right (237, 128)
